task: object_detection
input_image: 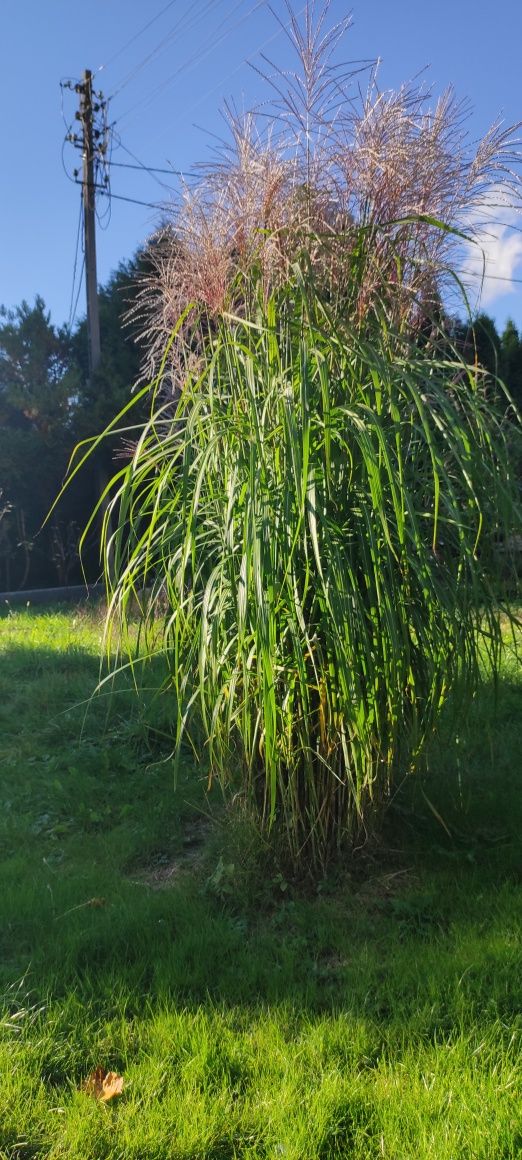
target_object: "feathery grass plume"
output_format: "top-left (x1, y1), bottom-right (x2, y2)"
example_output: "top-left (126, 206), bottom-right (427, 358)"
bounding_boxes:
top-left (96, 2), bottom-right (521, 871)
top-left (127, 3), bottom-right (522, 392)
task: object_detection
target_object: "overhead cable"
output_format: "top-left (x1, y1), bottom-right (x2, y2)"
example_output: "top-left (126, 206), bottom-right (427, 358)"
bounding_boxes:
top-left (109, 0), bottom-right (226, 101)
top-left (115, 0), bottom-right (261, 127)
top-left (67, 196), bottom-right (85, 331)
top-left (109, 135), bottom-right (194, 191)
top-left (96, 0), bottom-right (181, 75)
top-left (73, 178), bottom-right (164, 211)
top-left (141, 1), bottom-right (306, 147)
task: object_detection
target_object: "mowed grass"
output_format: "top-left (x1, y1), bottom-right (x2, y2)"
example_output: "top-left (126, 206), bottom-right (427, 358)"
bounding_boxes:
top-left (0, 606), bottom-right (520, 1159)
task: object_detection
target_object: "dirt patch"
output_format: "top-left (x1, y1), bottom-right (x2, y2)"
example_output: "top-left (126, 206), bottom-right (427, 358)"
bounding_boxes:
top-left (355, 867), bottom-right (419, 906)
top-left (129, 817), bottom-right (211, 890)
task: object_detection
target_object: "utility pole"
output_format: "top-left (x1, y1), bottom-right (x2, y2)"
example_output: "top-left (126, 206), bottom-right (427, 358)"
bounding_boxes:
top-left (79, 70), bottom-right (101, 377)
top-left (65, 71), bottom-right (113, 558)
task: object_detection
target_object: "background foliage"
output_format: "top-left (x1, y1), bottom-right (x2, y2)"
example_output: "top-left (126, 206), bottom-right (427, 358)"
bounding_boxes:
top-left (0, 256), bottom-right (148, 590)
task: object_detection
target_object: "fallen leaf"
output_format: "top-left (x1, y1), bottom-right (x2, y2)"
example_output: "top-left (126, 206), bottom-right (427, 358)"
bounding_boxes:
top-left (82, 1067), bottom-right (124, 1102)
top-left (56, 897), bottom-right (107, 921)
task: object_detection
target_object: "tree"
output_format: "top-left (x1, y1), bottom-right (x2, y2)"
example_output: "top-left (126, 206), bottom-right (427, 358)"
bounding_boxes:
top-left (500, 319), bottom-right (522, 409)
top-left (0, 255), bottom-right (147, 590)
top-left (472, 313), bottom-right (502, 378)
top-left (0, 296), bottom-right (76, 431)
top-left (71, 253), bottom-right (147, 446)
top-left (0, 298), bottom-right (81, 589)
top-left (445, 313), bottom-right (503, 407)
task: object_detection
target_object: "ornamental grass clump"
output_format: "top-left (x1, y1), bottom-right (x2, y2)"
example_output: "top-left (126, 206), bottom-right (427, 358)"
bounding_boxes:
top-left (92, 4), bottom-right (521, 870)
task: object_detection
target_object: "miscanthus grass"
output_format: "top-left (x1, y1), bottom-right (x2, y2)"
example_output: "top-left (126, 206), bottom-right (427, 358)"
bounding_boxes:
top-left (69, 3), bottom-right (522, 870)
top-left (101, 272), bottom-right (520, 873)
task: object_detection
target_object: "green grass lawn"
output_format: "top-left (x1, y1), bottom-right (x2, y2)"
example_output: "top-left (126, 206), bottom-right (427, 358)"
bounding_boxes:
top-left (0, 606), bottom-right (520, 1159)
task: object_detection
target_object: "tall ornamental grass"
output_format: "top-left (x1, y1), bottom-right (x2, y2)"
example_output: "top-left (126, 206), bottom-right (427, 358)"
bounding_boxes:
top-left (84, 5), bottom-right (522, 869)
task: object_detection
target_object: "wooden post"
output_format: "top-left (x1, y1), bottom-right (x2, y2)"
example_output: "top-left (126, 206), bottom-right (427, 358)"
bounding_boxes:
top-left (80, 69), bottom-right (101, 376)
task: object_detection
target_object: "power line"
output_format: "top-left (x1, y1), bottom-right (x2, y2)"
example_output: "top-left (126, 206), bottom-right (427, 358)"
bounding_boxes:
top-left (102, 190), bottom-right (166, 210)
top-left (143, 1), bottom-right (306, 148)
top-left (110, 136), bottom-right (194, 191)
top-left (461, 270), bottom-right (522, 286)
top-left (109, 0), bottom-right (226, 102)
top-left (107, 158), bottom-right (194, 177)
top-left (96, 0), bottom-right (181, 75)
top-left (69, 256), bottom-right (85, 331)
top-left (67, 196), bottom-right (85, 331)
top-left (73, 178), bottom-right (164, 210)
top-left (116, 0), bottom-right (261, 127)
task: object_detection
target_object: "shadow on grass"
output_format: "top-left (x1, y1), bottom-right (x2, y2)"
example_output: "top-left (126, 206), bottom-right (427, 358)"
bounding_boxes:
top-left (0, 636), bottom-right (521, 1159)
top-left (0, 641), bottom-right (520, 1028)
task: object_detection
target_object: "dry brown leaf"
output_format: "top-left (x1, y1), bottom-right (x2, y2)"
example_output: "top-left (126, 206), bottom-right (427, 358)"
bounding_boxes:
top-left (56, 897), bottom-right (107, 921)
top-left (82, 1067), bottom-right (124, 1102)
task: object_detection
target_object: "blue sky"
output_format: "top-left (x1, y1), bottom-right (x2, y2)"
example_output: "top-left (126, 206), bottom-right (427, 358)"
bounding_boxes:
top-left (2, 0), bottom-right (522, 332)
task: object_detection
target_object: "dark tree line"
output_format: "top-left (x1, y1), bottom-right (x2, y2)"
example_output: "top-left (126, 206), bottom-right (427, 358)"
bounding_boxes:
top-left (1, 256), bottom-right (521, 591)
top-left (453, 313), bottom-right (522, 407)
top-left (0, 255), bottom-right (148, 591)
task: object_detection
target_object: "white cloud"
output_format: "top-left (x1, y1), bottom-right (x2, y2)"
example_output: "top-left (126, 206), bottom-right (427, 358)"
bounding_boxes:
top-left (461, 186), bottom-right (522, 308)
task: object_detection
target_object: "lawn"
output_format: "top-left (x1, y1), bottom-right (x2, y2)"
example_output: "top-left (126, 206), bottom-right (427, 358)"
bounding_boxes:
top-left (0, 605), bottom-right (520, 1159)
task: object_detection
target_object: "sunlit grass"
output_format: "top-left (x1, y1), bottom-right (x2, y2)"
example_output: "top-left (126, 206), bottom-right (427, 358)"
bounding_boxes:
top-left (0, 607), bottom-right (520, 1158)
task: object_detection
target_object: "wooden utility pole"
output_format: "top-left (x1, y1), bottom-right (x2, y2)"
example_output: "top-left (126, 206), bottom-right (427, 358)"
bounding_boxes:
top-left (79, 69), bottom-right (101, 377)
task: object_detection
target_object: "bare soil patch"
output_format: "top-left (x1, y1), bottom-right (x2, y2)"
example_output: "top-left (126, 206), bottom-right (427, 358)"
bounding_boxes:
top-left (128, 817), bottom-right (211, 889)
